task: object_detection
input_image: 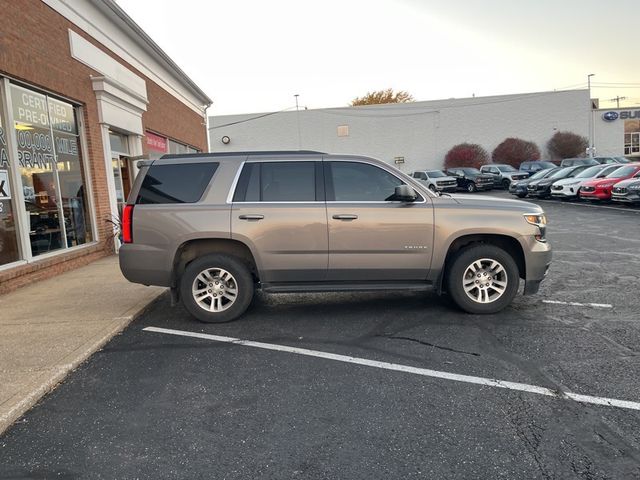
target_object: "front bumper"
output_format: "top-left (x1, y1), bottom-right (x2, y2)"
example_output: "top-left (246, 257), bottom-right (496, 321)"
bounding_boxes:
top-left (437, 185), bottom-right (458, 193)
top-left (612, 192), bottom-right (640, 204)
top-left (520, 235), bottom-right (552, 295)
top-left (550, 185), bottom-right (580, 198)
top-left (579, 189), bottom-right (612, 200)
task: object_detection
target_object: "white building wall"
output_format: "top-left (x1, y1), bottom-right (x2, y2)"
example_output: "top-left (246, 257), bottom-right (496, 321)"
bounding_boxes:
top-left (209, 90), bottom-right (593, 173)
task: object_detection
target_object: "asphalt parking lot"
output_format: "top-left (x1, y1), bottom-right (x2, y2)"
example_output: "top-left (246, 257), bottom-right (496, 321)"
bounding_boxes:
top-left (2, 191), bottom-right (640, 479)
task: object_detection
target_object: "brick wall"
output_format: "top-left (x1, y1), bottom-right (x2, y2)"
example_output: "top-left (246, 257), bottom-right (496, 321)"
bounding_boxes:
top-left (0, 0), bottom-right (207, 293)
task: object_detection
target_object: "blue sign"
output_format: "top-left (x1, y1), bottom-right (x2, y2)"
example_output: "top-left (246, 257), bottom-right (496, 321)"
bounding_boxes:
top-left (602, 111), bottom-right (619, 121)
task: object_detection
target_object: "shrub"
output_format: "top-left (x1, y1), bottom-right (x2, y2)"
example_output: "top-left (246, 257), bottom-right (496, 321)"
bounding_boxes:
top-left (546, 131), bottom-right (588, 160)
top-left (444, 143), bottom-right (489, 170)
top-left (491, 138), bottom-right (541, 168)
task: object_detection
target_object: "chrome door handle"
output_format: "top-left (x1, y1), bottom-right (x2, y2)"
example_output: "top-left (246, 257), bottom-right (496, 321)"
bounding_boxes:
top-left (332, 214), bottom-right (358, 220)
top-left (238, 214), bottom-right (264, 220)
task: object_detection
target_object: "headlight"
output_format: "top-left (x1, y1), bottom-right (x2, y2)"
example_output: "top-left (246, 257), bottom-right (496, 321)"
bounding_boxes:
top-left (524, 214), bottom-right (547, 227)
top-left (598, 182), bottom-right (616, 188)
top-left (524, 213), bottom-right (547, 242)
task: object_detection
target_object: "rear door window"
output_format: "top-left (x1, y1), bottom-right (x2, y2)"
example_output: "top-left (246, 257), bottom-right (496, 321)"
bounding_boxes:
top-left (233, 161), bottom-right (320, 202)
top-left (136, 162), bottom-right (218, 204)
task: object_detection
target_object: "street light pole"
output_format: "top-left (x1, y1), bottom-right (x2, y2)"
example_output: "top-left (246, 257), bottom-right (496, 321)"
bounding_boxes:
top-left (587, 74), bottom-right (595, 158)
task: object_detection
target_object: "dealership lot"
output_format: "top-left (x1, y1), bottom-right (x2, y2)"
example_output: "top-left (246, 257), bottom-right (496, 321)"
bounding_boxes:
top-left (1, 193), bottom-right (640, 479)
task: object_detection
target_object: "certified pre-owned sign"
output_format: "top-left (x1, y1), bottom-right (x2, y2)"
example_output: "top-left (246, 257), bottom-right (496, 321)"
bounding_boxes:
top-left (0, 170), bottom-right (11, 199)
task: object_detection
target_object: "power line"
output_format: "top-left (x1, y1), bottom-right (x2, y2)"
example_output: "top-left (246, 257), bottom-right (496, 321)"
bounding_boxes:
top-left (209, 106), bottom-right (297, 129)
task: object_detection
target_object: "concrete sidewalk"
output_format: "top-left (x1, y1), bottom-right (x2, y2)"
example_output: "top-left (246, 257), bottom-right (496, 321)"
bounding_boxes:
top-left (0, 255), bottom-right (165, 435)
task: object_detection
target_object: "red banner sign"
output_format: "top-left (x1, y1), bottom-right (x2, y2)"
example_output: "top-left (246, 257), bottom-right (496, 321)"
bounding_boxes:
top-left (146, 131), bottom-right (167, 153)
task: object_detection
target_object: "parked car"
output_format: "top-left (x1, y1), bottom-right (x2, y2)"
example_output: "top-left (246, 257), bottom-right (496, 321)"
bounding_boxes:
top-left (526, 165), bottom-right (589, 198)
top-left (479, 164), bottom-right (529, 189)
top-left (509, 167), bottom-right (562, 198)
top-left (445, 167), bottom-right (494, 192)
top-left (580, 164), bottom-right (640, 201)
top-left (550, 164), bottom-right (620, 201)
top-left (592, 156), bottom-right (630, 164)
top-left (519, 161), bottom-right (557, 175)
top-left (410, 169), bottom-right (458, 193)
top-left (560, 158), bottom-right (599, 167)
top-left (612, 173), bottom-right (640, 205)
top-left (119, 151), bottom-right (552, 322)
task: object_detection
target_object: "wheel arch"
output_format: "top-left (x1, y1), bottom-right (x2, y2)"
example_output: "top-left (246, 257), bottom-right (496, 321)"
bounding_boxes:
top-left (437, 234), bottom-right (525, 294)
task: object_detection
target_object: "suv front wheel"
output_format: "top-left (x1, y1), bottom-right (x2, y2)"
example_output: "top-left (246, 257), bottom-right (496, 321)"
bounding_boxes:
top-left (180, 254), bottom-right (254, 323)
top-left (446, 244), bottom-right (519, 314)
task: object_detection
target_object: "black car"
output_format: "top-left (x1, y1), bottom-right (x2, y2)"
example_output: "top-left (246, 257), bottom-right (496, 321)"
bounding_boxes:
top-left (445, 167), bottom-right (494, 192)
top-left (526, 165), bottom-right (589, 198)
top-left (519, 160), bottom-right (557, 174)
top-left (509, 167), bottom-right (562, 198)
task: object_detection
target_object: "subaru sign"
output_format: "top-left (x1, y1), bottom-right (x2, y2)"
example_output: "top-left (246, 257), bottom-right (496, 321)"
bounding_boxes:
top-left (602, 111), bottom-right (619, 121)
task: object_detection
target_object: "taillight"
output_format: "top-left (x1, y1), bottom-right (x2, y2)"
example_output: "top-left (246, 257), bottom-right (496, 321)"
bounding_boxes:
top-left (122, 204), bottom-right (134, 244)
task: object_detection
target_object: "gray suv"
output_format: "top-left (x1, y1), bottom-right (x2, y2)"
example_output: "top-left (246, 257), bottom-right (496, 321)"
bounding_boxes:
top-left (119, 151), bottom-right (552, 323)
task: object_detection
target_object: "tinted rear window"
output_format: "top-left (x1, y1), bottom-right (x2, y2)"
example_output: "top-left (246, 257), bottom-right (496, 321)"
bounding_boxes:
top-left (233, 161), bottom-right (318, 202)
top-left (137, 163), bottom-right (218, 204)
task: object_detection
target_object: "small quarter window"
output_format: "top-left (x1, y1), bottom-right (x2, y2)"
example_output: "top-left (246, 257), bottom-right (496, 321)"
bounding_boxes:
top-left (137, 163), bottom-right (218, 204)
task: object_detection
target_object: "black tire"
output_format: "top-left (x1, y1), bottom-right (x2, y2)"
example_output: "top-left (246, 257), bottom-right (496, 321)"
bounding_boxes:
top-left (445, 244), bottom-right (519, 314)
top-left (428, 184), bottom-right (437, 192)
top-left (467, 182), bottom-right (477, 193)
top-left (516, 192), bottom-right (527, 198)
top-left (502, 179), bottom-right (511, 189)
top-left (180, 254), bottom-right (254, 323)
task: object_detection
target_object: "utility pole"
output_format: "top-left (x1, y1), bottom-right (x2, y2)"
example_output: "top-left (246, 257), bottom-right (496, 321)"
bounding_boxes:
top-left (294, 94), bottom-right (301, 149)
top-left (609, 96), bottom-right (627, 108)
top-left (587, 74), bottom-right (595, 158)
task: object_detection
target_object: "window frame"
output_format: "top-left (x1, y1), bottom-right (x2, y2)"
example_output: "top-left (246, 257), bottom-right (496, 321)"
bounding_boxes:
top-left (0, 76), bottom-right (97, 266)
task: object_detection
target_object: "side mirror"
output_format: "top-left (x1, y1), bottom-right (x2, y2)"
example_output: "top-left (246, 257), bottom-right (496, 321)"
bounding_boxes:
top-left (394, 184), bottom-right (417, 202)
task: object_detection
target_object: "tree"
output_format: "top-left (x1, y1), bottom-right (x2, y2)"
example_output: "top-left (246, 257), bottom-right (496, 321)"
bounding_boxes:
top-left (350, 88), bottom-right (414, 106)
top-left (444, 143), bottom-right (489, 170)
top-left (491, 137), bottom-right (541, 168)
top-left (546, 131), bottom-right (588, 160)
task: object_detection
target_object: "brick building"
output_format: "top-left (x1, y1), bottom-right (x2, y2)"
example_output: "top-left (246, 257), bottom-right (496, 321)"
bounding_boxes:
top-left (0, 0), bottom-right (211, 293)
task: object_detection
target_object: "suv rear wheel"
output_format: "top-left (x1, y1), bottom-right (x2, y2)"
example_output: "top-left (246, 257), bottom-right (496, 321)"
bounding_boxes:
top-left (502, 179), bottom-right (511, 189)
top-left (446, 244), bottom-right (519, 314)
top-left (180, 254), bottom-right (254, 323)
top-left (467, 182), bottom-right (477, 193)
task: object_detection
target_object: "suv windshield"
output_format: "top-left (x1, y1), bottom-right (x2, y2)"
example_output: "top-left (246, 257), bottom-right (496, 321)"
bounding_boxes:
top-left (497, 165), bottom-right (517, 172)
top-left (606, 165), bottom-right (638, 178)
top-left (530, 169), bottom-right (552, 180)
top-left (426, 170), bottom-right (446, 178)
top-left (460, 168), bottom-right (481, 174)
top-left (550, 168), bottom-right (573, 179)
top-left (575, 166), bottom-right (603, 178)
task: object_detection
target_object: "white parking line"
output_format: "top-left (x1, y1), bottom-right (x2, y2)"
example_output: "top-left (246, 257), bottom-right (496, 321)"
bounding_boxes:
top-left (542, 300), bottom-right (613, 309)
top-left (143, 326), bottom-right (640, 411)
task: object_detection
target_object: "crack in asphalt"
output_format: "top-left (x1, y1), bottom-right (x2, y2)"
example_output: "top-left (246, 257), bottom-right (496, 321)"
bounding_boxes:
top-left (375, 334), bottom-right (481, 357)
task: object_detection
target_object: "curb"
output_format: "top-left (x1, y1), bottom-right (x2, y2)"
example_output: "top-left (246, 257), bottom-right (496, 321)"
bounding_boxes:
top-left (0, 290), bottom-right (167, 436)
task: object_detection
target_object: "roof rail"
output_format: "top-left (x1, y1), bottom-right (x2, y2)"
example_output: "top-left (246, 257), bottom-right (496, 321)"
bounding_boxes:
top-left (161, 150), bottom-right (326, 159)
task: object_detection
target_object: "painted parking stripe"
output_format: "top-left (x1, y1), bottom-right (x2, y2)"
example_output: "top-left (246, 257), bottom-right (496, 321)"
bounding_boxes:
top-left (143, 326), bottom-right (640, 412)
top-left (542, 300), bottom-right (613, 309)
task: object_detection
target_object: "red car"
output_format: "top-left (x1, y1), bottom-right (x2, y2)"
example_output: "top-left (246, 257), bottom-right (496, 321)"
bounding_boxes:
top-left (579, 163), bottom-right (640, 201)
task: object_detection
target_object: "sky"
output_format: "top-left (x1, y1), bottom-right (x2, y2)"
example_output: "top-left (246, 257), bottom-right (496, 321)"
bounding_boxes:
top-left (117, 0), bottom-right (640, 116)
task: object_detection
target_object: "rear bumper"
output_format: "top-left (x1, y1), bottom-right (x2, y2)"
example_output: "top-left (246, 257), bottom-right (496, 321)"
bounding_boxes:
top-left (119, 244), bottom-right (173, 287)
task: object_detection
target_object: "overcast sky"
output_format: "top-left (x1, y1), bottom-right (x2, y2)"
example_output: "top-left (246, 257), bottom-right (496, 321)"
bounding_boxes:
top-left (117, 0), bottom-right (640, 116)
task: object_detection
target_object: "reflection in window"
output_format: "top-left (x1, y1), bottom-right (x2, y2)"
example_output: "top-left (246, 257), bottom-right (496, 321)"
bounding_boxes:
top-left (0, 92), bottom-right (21, 266)
top-left (329, 162), bottom-right (404, 201)
top-left (10, 83), bottom-right (92, 255)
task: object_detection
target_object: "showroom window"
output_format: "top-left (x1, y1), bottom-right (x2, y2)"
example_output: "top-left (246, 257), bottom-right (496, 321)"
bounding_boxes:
top-left (8, 82), bottom-right (93, 258)
top-left (0, 92), bottom-right (21, 267)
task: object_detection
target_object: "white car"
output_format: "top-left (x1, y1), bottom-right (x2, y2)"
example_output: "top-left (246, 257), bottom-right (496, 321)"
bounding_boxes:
top-left (550, 164), bottom-right (620, 199)
top-left (410, 169), bottom-right (458, 192)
